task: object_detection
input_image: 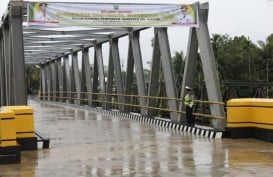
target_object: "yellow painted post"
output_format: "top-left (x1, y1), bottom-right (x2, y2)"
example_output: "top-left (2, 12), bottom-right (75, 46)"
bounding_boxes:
top-left (0, 108), bottom-right (17, 147)
top-left (0, 108), bottom-right (21, 164)
top-left (3, 106), bottom-right (37, 150)
top-left (3, 106), bottom-right (35, 138)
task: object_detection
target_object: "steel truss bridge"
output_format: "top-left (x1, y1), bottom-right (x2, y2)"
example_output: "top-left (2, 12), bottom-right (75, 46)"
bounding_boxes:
top-left (0, 1), bottom-right (226, 130)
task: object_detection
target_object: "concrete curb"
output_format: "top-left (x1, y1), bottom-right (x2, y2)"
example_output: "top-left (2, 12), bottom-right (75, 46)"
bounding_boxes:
top-left (91, 107), bottom-right (223, 139)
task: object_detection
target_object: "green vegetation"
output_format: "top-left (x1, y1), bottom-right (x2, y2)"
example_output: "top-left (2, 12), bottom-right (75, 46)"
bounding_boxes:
top-left (25, 64), bottom-right (40, 95)
top-left (171, 33), bottom-right (273, 97)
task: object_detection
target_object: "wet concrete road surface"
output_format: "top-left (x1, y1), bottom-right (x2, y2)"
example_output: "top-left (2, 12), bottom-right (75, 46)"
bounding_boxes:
top-left (0, 100), bottom-right (273, 177)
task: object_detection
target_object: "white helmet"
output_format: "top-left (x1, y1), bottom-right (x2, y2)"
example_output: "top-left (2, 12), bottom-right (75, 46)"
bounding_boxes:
top-left (185, 86), bottom-right (191, 90)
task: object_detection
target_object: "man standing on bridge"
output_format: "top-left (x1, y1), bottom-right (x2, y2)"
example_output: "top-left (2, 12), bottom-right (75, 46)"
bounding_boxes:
top-left (184, 86), bottom-right (195, 126)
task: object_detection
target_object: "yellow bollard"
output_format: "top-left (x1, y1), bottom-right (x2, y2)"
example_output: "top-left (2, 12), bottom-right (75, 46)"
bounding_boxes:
top-left (0, 108), bottom-right (21, 164)
top-left (3, 106), bottom-right (35, 138)
top-left (0, 108), bottom-right (17, 147)
top-left (3, 106), bottom-right (37, 150)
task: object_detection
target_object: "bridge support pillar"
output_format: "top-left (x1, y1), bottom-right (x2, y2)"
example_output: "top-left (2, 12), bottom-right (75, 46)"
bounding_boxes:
top-left (94, 44), bottom-right (106, 108)
top-left (109, 39), bottom-right (124, 112)
top-left (129, 31), bottom-right (147, 115)
top-left (180, 3), bottom-right (225, 130)
top-left (9, 1), bottom-right (27, 105)
top-left (157, 28), bottom-right (178, 122)
top-left (72, 52), bottom-right (81, 104)
top-left (0, 1), bottom-right (26, 106)
top-left (179, 28), bottom-right (198, 124)
top-left (45, 63), bottom-right (53, 101)
top-left (56, 58), bottom-right (64, 102)
top-left (82, 48), bottom-right (93, 106)
top-left (147, 28), bottom-right (162, 118)
top-left (64, 55), bottom-right (72, 103)
top-left (40, 65), bottom-right (47, 101)
top-left (50, 60), bottom-right (58, 102)
top-left (0, 28), bottom-right (7, 106)
top-left (124, 39), bottom-right (134, 113)
top-left (105, 43), bottom-right (115, 110)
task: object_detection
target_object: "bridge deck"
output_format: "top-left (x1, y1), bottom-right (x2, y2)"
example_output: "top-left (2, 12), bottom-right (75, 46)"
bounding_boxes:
top-left (0, 100), bottom-right (272, 176)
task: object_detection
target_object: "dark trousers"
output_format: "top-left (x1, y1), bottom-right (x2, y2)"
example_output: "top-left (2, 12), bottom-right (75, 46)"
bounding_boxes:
top-left (186, 106), bottom-right (195, 126)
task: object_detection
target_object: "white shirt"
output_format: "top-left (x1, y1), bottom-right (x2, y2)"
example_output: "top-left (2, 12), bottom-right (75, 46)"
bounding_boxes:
top-left (178, 13), bottom-right (193, 24)
top-left (34, 12), bottom-right (50, 21)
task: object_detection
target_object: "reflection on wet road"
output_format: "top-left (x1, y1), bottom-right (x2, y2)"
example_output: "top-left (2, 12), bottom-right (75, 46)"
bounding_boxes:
top-left (0, 100), bottom-right (273, 177)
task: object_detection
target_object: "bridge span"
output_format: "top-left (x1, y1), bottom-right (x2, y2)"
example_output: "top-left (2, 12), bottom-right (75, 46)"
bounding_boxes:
top-left (0, 1), bottom-right (225, 130)
top-left (1, 99), bottom-right (272, 176)
top-left (0, 1), bottom-right (273, 175)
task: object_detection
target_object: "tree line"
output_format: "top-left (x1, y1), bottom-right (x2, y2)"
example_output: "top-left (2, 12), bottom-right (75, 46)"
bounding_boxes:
top-left (172, 33), bottom-right (273, 98)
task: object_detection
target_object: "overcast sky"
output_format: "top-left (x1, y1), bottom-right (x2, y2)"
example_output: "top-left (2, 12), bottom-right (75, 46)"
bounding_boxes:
top-left (1, 0), bottom-right (273, 68)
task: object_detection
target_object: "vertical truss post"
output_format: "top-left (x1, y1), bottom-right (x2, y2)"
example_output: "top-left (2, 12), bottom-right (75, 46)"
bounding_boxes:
top-left (124, 39), bottom-right (134, 113)
top-left (196, 3), bottom-right (225, 130)
top-left (45, 62), bottom-right (52, 101)
top-left (157, 28), bottom-right (178, 122)
top-left (3, 20), bottom-right (11, 105)
top-left (70, 54), bottom-right (76, 103)
top-left (72, 52), bottom-right (81, 104)
top-left (79, 49), bottom-right (86, 105)
top-left (64, 55), bottom-right (72, 103)
top-left (10, 1), bottom-right (27, 105)
top-left (129, 31), bottom-right (147, 115)
top-left (92, 48), bottom-right (99, 106)
top-left (110, 38), bottom-right (124, 112)
top-left (94, 44), bottom-right (106, 108)
top-left (62, 57), bottom-right (67, 102)
top-left (56, 57), bottom-right (64, 102)
top-left (147, 28), bottom-right (161, 117)
top-left (50, 60), bottom-right (58, 101)
top-left (105, 44), bottom-right (114, 110)
top-left (0, 30), bottom-right (6, 106)
top-left (82, 47), bottom-right (93, 106)
top-left (179, 28), bottom-right (198, 124)
top-left (40, 64), bottom-right (47, 100)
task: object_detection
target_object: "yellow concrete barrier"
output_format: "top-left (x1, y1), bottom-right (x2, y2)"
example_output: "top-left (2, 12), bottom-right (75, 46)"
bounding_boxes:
top-left (3, 106), bottom-right (35, 138)
top-left (0, 108), bottom-right (21, 164)
top-left (227, 98), bottom-right (273, 142)
top-left (0, 108), bottom-right (17, 147)
top-left (3, 106), bottom-right (37, 150)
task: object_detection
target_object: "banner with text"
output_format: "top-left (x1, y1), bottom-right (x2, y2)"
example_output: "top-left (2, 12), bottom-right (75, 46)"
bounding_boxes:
top-left (27, 2), bottom-right (199, 27)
